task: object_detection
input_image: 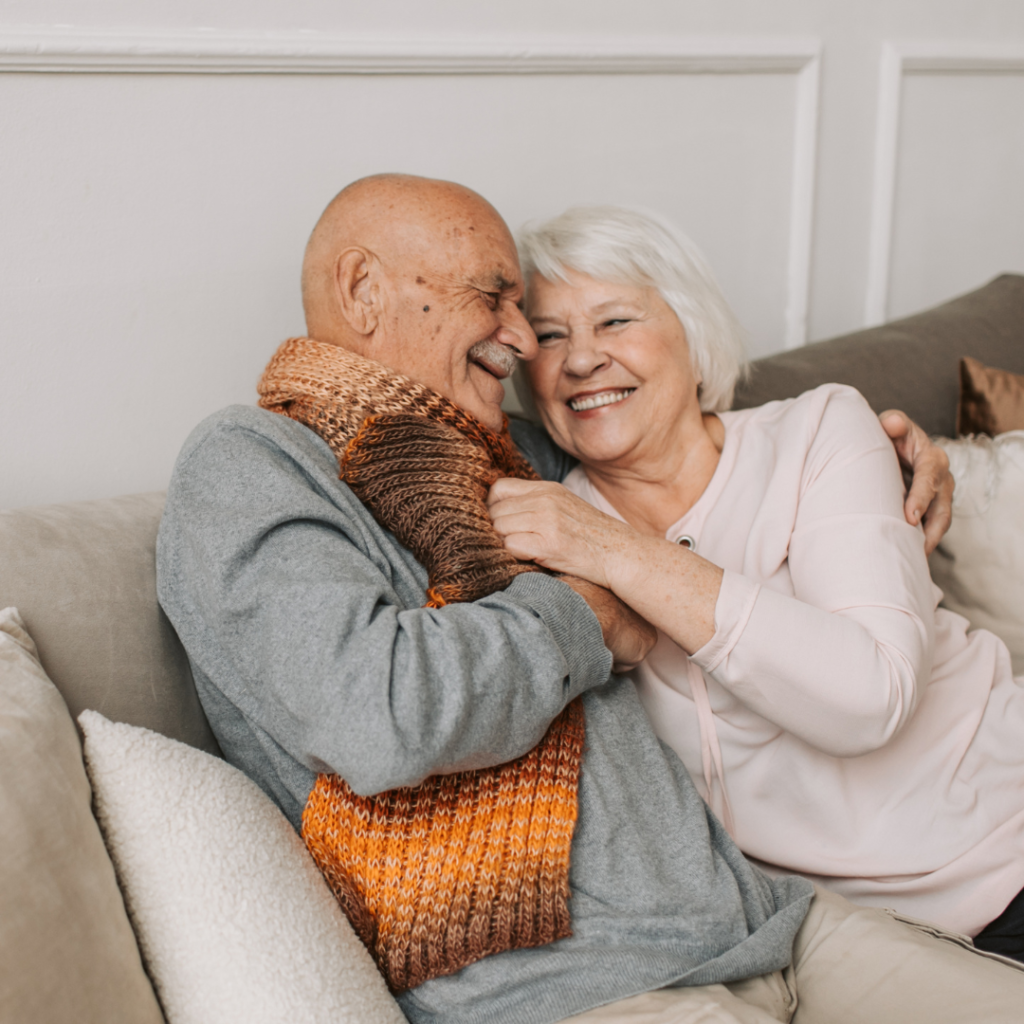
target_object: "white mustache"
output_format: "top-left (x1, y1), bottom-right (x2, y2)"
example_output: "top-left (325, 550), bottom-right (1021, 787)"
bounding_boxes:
top-left (468, 337), bottom-right (519, 378)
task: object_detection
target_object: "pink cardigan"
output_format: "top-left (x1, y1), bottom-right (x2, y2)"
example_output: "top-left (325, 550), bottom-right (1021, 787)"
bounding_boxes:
top-left (564, 384), bottom-right (1024, 936)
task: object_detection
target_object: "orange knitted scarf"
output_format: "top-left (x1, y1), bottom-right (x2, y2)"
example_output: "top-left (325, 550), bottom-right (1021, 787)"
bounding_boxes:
top-left (257, 338), bottom-right (585, 992)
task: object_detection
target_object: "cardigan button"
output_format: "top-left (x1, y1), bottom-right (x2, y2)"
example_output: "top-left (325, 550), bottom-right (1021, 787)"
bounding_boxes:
top-left (675, 535), bottom-right (696, 550)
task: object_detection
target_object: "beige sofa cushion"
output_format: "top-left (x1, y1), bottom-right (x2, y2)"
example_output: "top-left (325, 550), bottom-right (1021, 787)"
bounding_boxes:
top-left (929, 432), bottom-right (1024, 676)
top-left (0, 607), bottom-right (165, 1024)
top-left (80, 709), bottom-right (405, 1024)
top-left (734, 274), bottom-right (1024, 438)
top-left (0, 491), bottom-right (218, 752)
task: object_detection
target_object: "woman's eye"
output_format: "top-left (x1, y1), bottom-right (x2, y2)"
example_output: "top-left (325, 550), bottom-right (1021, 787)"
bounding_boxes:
top-left (535, 332), bottom-right (564, 345)
top-left (603, 318), bottom-right (630, 328)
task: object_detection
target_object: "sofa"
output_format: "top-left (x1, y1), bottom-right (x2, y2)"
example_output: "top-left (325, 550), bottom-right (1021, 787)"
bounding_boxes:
top-left (2, 274), bottom-right (1023, 1023)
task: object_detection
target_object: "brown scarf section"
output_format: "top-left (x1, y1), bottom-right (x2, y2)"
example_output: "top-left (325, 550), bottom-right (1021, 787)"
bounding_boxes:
top-left (257, 338), bottom-right (585, 993)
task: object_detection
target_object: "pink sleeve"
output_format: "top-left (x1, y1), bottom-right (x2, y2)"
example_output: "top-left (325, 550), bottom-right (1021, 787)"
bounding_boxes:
top-left (691, 387), bottom-right (936, 757)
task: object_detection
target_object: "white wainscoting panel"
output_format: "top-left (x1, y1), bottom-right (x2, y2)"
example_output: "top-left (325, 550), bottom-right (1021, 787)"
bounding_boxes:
top-left (865, 42), bottom-right (1024, 325)
top-left (0, 31), bottom-right (819, 507)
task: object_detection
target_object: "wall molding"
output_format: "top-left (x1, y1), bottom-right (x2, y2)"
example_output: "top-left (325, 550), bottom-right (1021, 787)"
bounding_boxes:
top-left (783, 54), bottom-right (820, 349)
top-left (864, 41), bottom-right (1024, 326)
top-left (0, 26), bottom-right (821, 348)
top-left (0, 27), bottom-right (818, 75)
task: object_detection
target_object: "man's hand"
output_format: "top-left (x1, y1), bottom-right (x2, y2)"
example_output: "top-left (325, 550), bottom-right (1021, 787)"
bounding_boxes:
top-left (879, 410), bottom-right (954, 555)
top-left (558, 575), bottom-right (657, 673)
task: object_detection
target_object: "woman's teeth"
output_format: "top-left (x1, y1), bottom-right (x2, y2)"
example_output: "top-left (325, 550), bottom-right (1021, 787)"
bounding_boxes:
top-left (568, 389), bottom-right (635, 412)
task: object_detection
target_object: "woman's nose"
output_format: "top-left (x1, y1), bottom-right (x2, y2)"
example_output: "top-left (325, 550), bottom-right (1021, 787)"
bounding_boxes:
top-left (564, 329), bottom-right (611, 377)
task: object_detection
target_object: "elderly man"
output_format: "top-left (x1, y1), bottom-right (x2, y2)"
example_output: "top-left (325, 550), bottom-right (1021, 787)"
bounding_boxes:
top-left (157, 174), bottom-right (1024, 1024)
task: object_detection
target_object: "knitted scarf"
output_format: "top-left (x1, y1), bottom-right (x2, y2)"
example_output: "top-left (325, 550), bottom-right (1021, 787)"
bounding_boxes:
top-left (257, 338), bottom-right (585, 993)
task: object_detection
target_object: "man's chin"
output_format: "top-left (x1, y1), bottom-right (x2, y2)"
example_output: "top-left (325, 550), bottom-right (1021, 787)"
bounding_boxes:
top-left (465, 371), bottom-right (509, 431)
top-left (474, 400), bottom-right (506, 432)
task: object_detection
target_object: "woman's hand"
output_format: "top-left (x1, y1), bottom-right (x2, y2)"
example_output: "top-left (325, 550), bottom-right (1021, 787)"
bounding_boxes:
top-left (488, 478), bottom-right (660, 668)
top-left (879, 411), bottom-right (954, 555)
top-left (488, 477), bottom-right (723, 654)
top-left (487, 477), bottom-right (636, 588)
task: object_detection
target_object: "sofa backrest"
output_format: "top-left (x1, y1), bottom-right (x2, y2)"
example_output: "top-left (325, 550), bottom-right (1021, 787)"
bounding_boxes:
top-left (5, 275), bottom-right (1021, 753)
top-left (0, 491), bottom-right (219, 753)
top-left (734, 274), bottom-right (1024, 437)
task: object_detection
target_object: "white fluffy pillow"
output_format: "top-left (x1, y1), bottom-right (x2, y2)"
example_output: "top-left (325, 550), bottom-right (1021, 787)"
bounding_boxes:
top-left (930, 431), bottom-right (1024, 675)
top-left (79, 710), bottom-right (406, 1024)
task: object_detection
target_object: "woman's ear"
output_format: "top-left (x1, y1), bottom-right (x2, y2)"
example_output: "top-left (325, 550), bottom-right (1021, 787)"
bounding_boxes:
top-left (333, 247), bottom-right (381, 336)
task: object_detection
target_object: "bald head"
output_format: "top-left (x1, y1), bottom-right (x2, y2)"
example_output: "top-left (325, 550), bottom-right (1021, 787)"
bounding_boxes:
top-left (298, 173), bottom-right (536, 429)
top-left (302, 174), bottom-right (510, 343)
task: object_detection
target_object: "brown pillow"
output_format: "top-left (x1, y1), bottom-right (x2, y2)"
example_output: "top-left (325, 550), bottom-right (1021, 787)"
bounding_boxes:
top-left (957, 356), bottom-right (1024, 436)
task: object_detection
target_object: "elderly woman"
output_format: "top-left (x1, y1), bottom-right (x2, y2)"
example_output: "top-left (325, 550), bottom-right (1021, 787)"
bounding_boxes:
top-left (488, 206), bottom-right (1024, 961)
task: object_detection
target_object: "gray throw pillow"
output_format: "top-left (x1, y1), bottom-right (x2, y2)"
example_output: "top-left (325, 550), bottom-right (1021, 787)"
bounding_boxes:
top-left (0, 606), bottom-right (165, 1024)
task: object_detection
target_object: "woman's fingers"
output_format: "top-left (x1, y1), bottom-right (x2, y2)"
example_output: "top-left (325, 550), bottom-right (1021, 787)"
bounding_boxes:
top-left (487, 476), bottom-right (547, 504)
top-left (488, 478), bottom-right (596, 533)
top-left (487, 482), bottom-right (577, 566)
top-left (487, 478), bottom-right (626, 585)
top-left (492, 516), bottom-right (556, 561)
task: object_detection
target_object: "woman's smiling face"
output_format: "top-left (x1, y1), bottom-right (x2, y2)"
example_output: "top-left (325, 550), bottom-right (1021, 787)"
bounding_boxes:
top-left (524, 269), bottom-right (702, 469)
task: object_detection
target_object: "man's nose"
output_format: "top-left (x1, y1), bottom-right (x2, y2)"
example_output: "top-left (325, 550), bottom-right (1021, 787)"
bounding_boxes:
top-left (496, 302), bottom-right (539, 360)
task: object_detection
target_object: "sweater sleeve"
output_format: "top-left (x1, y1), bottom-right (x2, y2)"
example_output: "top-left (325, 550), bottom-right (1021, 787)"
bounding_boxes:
top-left (691, 386), bottom-right (936, 757)
top-left (157, 408), bottom-right (612, 797)
top-left (508, 416), bottom-right (578, 482)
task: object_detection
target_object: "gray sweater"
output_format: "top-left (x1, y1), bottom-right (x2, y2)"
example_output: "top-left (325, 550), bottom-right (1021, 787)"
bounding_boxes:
top-left (156, 405), bottom-right (813, 1024)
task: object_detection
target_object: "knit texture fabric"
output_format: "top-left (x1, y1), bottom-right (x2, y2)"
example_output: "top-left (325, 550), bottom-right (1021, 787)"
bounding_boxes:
top-left (257, 338), bottom-right (585, 992)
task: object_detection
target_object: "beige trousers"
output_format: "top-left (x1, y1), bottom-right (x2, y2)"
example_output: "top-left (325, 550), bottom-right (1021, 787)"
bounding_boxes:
top-left (561, 886), bottom-right (1024, 1024)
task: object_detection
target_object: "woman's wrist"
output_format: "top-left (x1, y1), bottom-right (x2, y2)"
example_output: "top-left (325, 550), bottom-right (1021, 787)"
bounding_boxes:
top-left (603, 532), bottom-right (663, 603)
top-left (603, 536), bottom-right (724, 654)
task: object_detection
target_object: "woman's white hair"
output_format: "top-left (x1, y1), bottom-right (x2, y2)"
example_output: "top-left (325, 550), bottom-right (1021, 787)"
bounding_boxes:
top-left (517, 206), bottom-right (748, 413)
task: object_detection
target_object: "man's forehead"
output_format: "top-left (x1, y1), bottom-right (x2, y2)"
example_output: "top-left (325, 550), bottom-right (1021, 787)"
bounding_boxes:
top-left (430, 229), bottom-right (523, 291)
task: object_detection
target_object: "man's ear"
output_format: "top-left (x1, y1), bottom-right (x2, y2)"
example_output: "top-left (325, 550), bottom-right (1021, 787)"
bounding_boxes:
top-left (332, 247), bottom-right (381, 336)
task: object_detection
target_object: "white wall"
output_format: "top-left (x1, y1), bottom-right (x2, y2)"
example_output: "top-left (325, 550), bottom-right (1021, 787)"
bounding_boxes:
top-left (2, 0), bottom-right (1023, 508)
